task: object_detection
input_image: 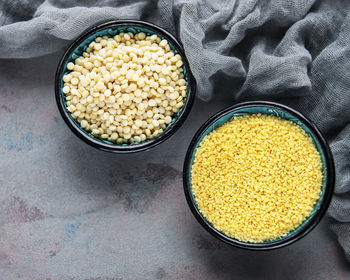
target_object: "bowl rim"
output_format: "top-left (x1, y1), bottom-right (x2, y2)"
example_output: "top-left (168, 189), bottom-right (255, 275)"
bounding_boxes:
top-left (183, 100), bottom-right (335, 250)
top-left (55, 19), bottom-right (196, 153)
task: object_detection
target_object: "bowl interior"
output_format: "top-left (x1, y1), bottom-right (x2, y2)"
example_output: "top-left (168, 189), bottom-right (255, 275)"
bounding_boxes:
top-left (187, 105), bottom-right (328, 245)
top-left (58, 23), bottom-right (190, 147)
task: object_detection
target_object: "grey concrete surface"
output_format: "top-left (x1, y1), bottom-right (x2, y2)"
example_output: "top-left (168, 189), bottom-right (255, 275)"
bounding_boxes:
top-left (0, 52), bottom-right (350, 280)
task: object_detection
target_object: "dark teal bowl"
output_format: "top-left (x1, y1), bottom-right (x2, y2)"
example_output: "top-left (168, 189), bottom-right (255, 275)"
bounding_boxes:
top-left (55, 20), bottom-right (195, 153)
top-left (183, 101), bottom-right (335, 250)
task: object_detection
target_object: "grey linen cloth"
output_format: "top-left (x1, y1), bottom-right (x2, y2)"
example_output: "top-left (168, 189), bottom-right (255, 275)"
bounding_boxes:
top-left (1, 0), bottom-right (350, 259)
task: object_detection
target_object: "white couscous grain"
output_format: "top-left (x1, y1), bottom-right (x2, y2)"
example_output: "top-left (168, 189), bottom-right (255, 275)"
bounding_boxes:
top-left (63, 32), bottom-right (187, 144)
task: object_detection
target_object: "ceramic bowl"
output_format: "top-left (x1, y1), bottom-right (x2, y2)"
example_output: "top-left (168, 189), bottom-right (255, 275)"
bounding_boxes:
top-left (183, 101), bottom-right (335, 250)
top-left (55, 20), bottom-right (195, 153)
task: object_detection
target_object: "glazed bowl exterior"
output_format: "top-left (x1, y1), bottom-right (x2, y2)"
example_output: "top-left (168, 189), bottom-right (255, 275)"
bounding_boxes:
top-left (183, 101), bottom-right (335, 250)
top-left (55, 20), bottom-right (195, 153)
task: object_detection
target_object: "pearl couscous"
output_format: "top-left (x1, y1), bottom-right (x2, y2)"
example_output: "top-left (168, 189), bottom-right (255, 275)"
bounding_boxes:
top-left (63, 32), bottom-right (187, 144)
top-left (191, 114), bottom-right (322, 243)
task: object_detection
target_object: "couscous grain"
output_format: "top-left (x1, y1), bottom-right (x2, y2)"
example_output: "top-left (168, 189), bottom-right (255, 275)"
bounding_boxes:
top-left (63, 32), bottom-right (187, 144)
top-left (191, 114), bottom-right (322, 243)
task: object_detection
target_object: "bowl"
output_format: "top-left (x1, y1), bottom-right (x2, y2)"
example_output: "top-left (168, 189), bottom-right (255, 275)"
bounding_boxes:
top-left (183, 101), bottom-right (335, 250)
top-left (55, 20), bottom-right (196, 153)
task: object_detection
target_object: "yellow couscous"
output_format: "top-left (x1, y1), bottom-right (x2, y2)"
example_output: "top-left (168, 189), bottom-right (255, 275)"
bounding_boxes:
top-left (191, 114), bottom-right (322, 243)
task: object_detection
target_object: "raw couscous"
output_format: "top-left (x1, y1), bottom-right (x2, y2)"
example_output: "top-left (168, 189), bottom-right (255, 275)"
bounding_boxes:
top-left (63, 32), bottom-right (187, 144)
top-left (191, 114), bottom-right (322, 243)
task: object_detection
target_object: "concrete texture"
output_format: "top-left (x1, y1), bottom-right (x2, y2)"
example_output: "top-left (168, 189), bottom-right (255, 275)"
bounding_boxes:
top-left (0, 52), bottom-right (350, 280)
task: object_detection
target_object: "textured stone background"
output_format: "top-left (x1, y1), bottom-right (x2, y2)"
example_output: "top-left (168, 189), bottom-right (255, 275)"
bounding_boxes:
top-left (0, 52), bottom-right (350, 280)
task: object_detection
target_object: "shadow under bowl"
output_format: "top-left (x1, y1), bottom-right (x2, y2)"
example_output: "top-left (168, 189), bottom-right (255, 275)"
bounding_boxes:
top-left (183, 101), bottom-right (335, 250)
top-left (55, 20), bottom-right (196, 153)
